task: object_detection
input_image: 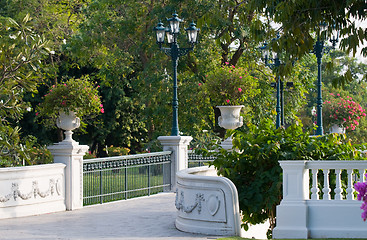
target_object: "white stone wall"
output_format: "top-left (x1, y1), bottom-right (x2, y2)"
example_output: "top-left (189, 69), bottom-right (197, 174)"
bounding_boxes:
top-left (175, 166), bottom-right (242, 236)
top-left (0, 163), bottom-right (66, 219)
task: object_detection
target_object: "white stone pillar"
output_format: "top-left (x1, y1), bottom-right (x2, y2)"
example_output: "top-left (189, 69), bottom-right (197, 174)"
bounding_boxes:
top-left (273, 160), bottom-right (309, 239)
top-left (48, 141), bottom-right (88, 211)
top-left (158, 136), bottom-right (192, 191)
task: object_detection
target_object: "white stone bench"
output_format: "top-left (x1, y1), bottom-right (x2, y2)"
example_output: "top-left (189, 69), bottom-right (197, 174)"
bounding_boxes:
top-left (175, 166), bottom-right (242, 236)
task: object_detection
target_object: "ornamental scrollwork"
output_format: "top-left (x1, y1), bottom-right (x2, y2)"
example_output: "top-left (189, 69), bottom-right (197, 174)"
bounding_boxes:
top-left (0, 178), bottom-right (61, 203)
top-left (175, 190), bottom-right (205, 214)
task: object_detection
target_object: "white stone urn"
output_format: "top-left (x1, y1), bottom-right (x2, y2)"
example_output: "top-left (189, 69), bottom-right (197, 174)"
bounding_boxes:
top-left (56, 111), bottom-right (80, 144)
top-left (217, 105), bottom-right (244, 150)
top-left (330, 124), bottom-right (345, 134)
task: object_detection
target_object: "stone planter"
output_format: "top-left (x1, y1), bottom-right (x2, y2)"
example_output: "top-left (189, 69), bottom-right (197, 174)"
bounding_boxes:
top-left (217, 105), bottom-right (244, 150)
top-left (56, 111), bottom-right (80, 143)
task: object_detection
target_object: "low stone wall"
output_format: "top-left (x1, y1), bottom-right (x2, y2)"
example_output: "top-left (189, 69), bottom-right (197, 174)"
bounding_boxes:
top-left (175, 166), bottom-right (242, 236)
top-left (0, 163), bottom-right (66, 219)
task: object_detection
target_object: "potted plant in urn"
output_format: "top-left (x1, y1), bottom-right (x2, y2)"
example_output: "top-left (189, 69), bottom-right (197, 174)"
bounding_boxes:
top-left (323, 93), bottom-right (366, 134)
top-left (202, 62), bottom-right (259, 149)
top-left (37, 76), bottom-right (103, 143)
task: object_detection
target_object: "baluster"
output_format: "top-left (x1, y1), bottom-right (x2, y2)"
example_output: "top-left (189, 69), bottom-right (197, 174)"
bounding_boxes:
top-left (346, 169), bottom-right (354, 200)
top-left (322, 169), bottom-right (331, 200)
top-left (311, 168), bottom-right (319, 200)
top-left (359, 169), bottom-right (366, 182)
top-left (334, 169), bottom-right (342, 200)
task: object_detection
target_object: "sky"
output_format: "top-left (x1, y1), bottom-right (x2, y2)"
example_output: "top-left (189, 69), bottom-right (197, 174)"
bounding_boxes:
top-left (351, 19), bottom-right (367, 62)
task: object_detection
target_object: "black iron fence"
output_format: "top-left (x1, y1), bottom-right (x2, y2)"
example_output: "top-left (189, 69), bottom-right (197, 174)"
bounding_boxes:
top-left (83, 151), bottom-right (171, 206)
top-left (187, 150), bottom-right (216, 168)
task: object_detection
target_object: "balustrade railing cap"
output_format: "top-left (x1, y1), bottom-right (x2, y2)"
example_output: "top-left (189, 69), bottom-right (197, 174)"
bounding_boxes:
top-left (83, 151), bottom-right (172, 164)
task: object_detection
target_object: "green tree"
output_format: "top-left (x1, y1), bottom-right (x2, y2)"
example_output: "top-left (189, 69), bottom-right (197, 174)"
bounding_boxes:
top-left (248, 0), bottom-right (367, 82)
top-left (0, 15), bottom-right (51, 166)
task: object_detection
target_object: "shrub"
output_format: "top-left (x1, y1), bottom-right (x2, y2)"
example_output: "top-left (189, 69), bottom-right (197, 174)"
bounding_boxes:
top-left (203, 118), bottom-right (366, 238)
top-left (37, 76), bottom-right (103, 120)
top-left (323, 93), bottom-right (366, 130)
top-left (203, 63), bottom-right (260, 106)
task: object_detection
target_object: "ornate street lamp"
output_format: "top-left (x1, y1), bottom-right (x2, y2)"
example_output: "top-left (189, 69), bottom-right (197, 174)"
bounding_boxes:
top-left (260, 37), bottom-right (293, 129)
top-left (154, 14), bottom-right (199, 136)
top-left (312, 24), bottom-right (339, 135)
top-left (260, 36), bottom-right (294, 129)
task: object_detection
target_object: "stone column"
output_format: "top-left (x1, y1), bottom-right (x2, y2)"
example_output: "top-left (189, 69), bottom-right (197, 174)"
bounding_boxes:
top-left (48, 140), bottom-right (88, 211)
top-left (273, 160), bottom-right (309, 239)
top-left (158, 136), bottom-right (192, 191)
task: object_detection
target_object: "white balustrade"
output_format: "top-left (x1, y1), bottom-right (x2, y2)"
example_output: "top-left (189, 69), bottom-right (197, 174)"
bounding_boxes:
top-left (274, 160), bottom-right (367, 239)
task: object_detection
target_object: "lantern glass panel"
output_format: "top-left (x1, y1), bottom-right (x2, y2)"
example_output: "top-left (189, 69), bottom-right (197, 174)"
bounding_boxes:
top-left (156, 30), bottom-right (165, 43)
top-left (166, 31), bottom-right (174, 43)
top-left (170, 21), bottom-right (180, 34)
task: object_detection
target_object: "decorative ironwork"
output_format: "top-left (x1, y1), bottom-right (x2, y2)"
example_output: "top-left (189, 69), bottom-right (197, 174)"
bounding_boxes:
top-left (188, 151), bottom-right (216, 168)
top-left (83, 151), bottom-right (172, 206)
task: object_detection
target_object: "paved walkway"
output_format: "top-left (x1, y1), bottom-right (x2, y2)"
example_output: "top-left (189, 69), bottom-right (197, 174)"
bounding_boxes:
top-left (0, 193), bottom-right (268, 240)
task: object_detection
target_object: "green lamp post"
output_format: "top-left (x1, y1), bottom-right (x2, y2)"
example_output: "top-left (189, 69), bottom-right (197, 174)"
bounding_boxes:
top-left (312, 24), bottom-right (339, 135)
top-left (154, 14), bottom-right (199, 136)
top-left (259, 41), bottom-right (282, 129)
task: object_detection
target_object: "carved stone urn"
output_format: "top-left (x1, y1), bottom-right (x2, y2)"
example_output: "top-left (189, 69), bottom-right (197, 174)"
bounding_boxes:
top-left (330, 124), bottom-right (345, 134)
top-left (56, 111), bottom-right (80, 144)
top-left (217, 105), bottom-right (244, 150)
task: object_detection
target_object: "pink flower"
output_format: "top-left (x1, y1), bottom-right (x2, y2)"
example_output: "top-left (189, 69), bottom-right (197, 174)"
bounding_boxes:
top-left (239, 76), bottom-right (243, 79)
top-left (225, 62), bottom-right (229, 65)
top-left (35, 112), bottom-right (39, 116)
top-left (343, 118), bottom-right (346, 122)
top-left (100, 104), bottom-right (103, 108)
top-left (101, 108), bottom-right (105, 113)
top-left (198, 83), bottom-right (202, 86)
top-left (238, 88), bottom-right (242, 92)
top-left (226, 99), bottom-right (230, 104)
top-left (232, 65), bottom-right (235, 68)
top-left (229, 70), bottom-right (232, 73)
top-left (64, 83), bottom-right (67, 86)
top-left (337, 93), bottom-right (340, 96)
top-left (364, 113), bottom-right (367, 117)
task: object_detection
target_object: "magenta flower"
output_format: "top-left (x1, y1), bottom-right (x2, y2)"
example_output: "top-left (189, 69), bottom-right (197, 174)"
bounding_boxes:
top-left (198, 83), bottom-right (202, 86)
top-left (101, 108), bottom-right (105, 113)
top-left (238, 88), bottom-right (242, 92)
top-left (226, 99), bottom-right (230, 104)
top-left (225, 62), bottom-right (229, 65)
top-left (100, 104), bottom-right (103, 108)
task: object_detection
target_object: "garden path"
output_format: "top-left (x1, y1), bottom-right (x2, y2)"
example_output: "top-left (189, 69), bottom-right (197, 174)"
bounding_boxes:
top-left (0, 192), bottom-right (267, 240)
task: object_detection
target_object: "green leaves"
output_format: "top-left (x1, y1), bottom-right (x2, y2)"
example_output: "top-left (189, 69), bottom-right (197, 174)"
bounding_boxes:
top-left (208, 117), bottom-right (367, 234)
